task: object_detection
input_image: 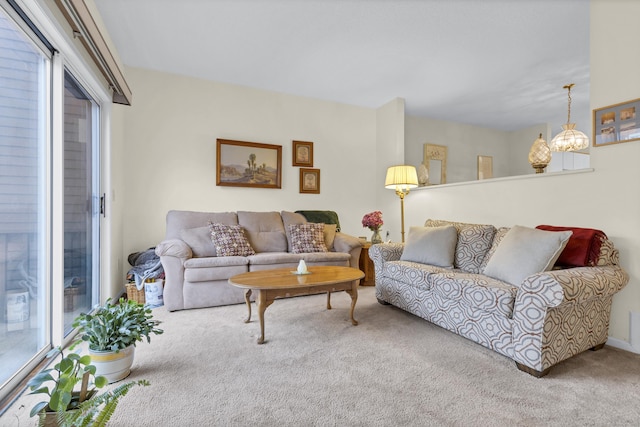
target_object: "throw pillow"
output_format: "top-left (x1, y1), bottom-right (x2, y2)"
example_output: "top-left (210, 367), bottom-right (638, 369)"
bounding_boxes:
top-left (535, 225), bottom-right (606, 267)
top-left (208, 222), bottom-right (255, 257)
top-left (288, 223), bottom-right (328, 254)
top-left (424, 219), bottom-right (496, 274)
top-left (400, 225), bottom-right (457, 268)
top-left (483, 225), bottom-right (572, 286)
top-left (180, 226), bottom-right (217, 257)
top-left (323, 224), bottom-right (337, 251)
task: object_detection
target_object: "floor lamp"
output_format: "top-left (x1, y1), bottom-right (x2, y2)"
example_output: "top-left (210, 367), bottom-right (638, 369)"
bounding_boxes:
top-left (385, 165), bottom-right (418, 243)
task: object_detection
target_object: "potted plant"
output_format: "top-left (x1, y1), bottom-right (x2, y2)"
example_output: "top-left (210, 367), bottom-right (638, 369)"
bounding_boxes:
top-left (72, 297), bottom-right (163, 383)
top-left (28, 347), bottom-right (148, 427)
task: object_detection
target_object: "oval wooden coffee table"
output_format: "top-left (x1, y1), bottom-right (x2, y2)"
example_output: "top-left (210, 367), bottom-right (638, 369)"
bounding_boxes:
top-left (229, 266), bottom-right (364, 344)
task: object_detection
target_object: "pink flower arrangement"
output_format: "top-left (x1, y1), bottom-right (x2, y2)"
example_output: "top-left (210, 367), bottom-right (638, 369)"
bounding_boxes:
top-left (362, 211), bottom-right (383, 231)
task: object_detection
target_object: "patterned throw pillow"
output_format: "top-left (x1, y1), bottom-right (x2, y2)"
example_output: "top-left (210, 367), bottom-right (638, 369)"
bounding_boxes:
top-left (288, 223), bottom-right (328, 254)
top-left (208, 222), bottom-right (255, 257)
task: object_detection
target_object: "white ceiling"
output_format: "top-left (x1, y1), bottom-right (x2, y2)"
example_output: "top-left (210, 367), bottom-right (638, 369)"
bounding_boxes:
top-left (93, 0), bottom-right (590, 132)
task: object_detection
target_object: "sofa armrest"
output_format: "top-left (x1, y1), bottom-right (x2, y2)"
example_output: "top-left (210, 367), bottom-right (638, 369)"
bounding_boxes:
top-left (155, 239), bottom-right (192, 311)
top-left (512, 265), bottom-right (629, 373)
top-left (369, 243), bottom-right (404, 281)
top-left (333, 232), bottom-right (363, 269)
top-left (368, 242), bottom-right (404, 264)
top-left (155, 239), bottom-right (192, 259)
top-left (519, 265), bottom-right (629, 308)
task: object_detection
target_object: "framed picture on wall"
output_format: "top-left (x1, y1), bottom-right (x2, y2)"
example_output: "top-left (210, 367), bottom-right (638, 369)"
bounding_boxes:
top-left (292, 140), bottom-right (314, 167)
top-left (593, 98), bottom-right (640, 146)
top-left (216, 139), bottom-right (282, 188)
top-left (477, 155), bottom-right (493, 180)
top-left (299, 168), bottom-right (320, 194)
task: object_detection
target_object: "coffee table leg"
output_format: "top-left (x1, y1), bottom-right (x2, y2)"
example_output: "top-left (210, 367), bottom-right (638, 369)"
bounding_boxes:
top-left (326, 292), bottom-right (331, 310)
top-left (257, 290), bottom-right (274, 344)
top-left (345, 281), bottom-right (359, 325)
top-left (243, 289), bottom-right (252, 323)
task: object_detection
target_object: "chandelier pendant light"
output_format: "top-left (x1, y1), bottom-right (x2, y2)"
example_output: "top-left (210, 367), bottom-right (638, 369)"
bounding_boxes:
top-left (549, 83), bottom-right (589, 152)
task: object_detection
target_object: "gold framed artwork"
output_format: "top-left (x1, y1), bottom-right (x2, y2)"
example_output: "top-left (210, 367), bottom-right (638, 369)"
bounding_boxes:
top-left (593, 98), bottom-right (640, 146)
top-left (477, 155), bottom-right (493, 180)
top-left (299, 168), bottom-right (320, 194)
top-left (292, 140), bottom-right (314, 167)
top-left (423, 143), bottom-right (447, 185)
top-left (216, 139), bottom-right (282, 189)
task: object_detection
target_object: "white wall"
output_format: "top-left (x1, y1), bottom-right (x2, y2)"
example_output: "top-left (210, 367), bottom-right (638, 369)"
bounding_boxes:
top-left (113, 67), bottom-right (378, 280)
top-left (405, 116), bottom-right (548, 183)
top-left (375, 98), bottom-right (406, 242)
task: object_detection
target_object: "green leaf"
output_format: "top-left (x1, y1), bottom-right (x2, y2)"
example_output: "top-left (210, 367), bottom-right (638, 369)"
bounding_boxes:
top-left (29, 401), bottom-right (48, 418)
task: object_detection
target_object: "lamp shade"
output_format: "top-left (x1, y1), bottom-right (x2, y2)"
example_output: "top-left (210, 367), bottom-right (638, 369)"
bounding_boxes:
top-left (385, 165), bottom-right (418, 190)
top-left (549, 123), bottom-right (589, 152)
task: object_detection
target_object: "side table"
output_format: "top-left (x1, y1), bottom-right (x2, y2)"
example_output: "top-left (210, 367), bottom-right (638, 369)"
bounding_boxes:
top-left (359, 242), bottom-right (375, 286)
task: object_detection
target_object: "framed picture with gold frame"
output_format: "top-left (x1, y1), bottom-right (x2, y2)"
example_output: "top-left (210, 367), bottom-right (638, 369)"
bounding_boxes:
top-left (299, 168), bottom-right (320, 194)
top-left (292, 140), bottom-right (314, 167)
top-left (593, 98), bottom-right (640, 146)
top-left (216, 139), bottom-right (282, 188)
top-left (477, 155), bottom-right (493, 180)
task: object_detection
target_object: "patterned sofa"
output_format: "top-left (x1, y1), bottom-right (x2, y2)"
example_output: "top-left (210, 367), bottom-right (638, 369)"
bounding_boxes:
top-left (370, 219), bottom-right (629, 377)
top-left (156, 210), bottom-right (362, 311)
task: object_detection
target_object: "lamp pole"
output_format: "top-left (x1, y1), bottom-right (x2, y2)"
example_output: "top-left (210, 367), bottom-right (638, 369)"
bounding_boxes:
top-left (396, 187), bottom-right (407, 243)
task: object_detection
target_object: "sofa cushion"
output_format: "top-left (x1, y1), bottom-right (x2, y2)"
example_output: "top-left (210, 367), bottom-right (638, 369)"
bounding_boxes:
top-left (535, 225), bottom-right (606, 267)
top-left (382, 260), bottom-right (452, 291)
top-left (301, 251), bottom-right (350, 264)
top-left (183, 256), bottom-right (249, 268)
top-left (238, 211), bottom-right (287, 252)
top-left (184, 264), bottom-right (249, 282)
top-left (400, 225), bottom-right (457, 268)
top-left (180, 226), bottom-right (217, 257)
top-left (289, 223), bottom-right (328, 253)
top-left (208, 223), bottom-right (256, 257)
top-left (247, 252), bottom-right (303, 266)
top-left (166, 210), bottom-right (238, 240)
top-left (425, 219), bottom-right (496, 274)
top-left (246, 251), bottom-right (350, 267)
top-left (430, 272), bottom-right (518, 318)
top-left (483, 225), bottom-right (572, 286)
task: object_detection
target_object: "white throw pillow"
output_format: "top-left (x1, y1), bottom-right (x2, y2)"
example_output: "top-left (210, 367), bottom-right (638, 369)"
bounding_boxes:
top-left (483, 225), bottom-right (572, 286)
top-left (400, 225), bottom-right (457, 268)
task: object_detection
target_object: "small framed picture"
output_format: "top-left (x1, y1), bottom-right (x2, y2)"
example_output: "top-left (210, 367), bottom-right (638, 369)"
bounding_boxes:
top-left (477, 155), bottom-right (493, 180)
top-left (292, 140), bottom-right (313, 167)
top-left (299, 168), bottom-right (320, 194)
top-left (593, 98), bottom-right (640, 147)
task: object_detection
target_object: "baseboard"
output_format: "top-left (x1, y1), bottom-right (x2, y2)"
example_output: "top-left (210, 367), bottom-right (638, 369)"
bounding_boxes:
top-left (606, 337), bottom-right (640, 354)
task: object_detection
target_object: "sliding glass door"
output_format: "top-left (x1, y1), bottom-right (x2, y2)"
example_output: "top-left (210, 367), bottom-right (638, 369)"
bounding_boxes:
top-left (62, 71), bottom-right (100, 334)
top-left (0, 6), bottom-right (50, 393)
top-left (0, 4), bottom-right (102, 402)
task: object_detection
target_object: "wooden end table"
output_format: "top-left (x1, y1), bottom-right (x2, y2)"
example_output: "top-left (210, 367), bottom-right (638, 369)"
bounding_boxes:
top-left (358, 242), bottom-right (375, 286)
top-left (228, 266), bottom-right (364, 344)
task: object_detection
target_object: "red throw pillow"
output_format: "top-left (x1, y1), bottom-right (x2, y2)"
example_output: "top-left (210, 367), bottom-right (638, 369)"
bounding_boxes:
top-left (535, 225), bottom-right (606, 267)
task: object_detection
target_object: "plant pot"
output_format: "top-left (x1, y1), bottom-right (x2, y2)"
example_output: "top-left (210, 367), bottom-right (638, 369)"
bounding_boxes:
top-left (89, 345), bottom-right (135, 384)
top-left (39, 390), bottom-right (97, 427)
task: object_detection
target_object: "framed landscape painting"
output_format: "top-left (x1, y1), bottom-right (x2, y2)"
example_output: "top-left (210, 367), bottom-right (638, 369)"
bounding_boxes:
top-left (216, 139), bottom-right (282, 188)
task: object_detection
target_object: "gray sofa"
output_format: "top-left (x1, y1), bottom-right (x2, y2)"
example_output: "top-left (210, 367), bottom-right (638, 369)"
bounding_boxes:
top-left (370, 219), bottom-right (629, 377)
top-left (155, 210), bottom-right (362, 311)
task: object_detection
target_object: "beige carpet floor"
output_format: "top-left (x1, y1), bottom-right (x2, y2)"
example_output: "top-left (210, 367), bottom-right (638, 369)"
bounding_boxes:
top-left (3, 286), bottom-right (640, 426)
